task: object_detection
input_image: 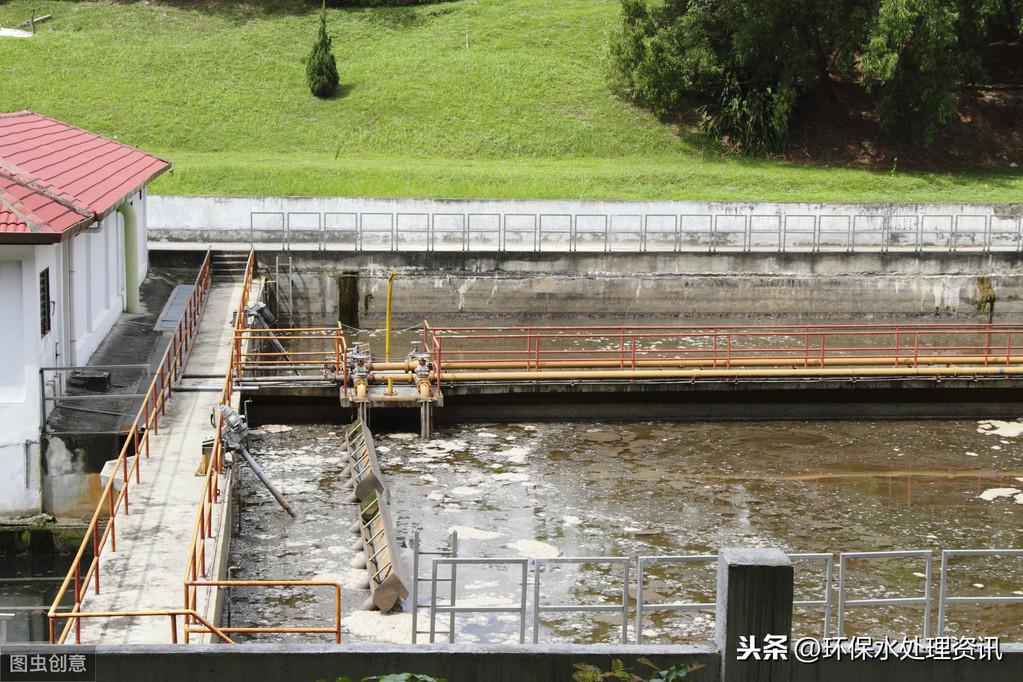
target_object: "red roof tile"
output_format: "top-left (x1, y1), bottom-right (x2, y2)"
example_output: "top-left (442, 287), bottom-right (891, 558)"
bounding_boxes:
top-left (0, 111), bottom-right (170, 242)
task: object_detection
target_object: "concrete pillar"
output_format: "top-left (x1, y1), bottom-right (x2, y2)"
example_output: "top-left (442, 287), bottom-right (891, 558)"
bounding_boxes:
top-left (716, 548), bottom-right (793, 682)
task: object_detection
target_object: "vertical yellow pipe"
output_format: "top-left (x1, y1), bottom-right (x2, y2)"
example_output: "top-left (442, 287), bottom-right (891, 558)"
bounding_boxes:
top-left (385, 269), bottom-right (397, 362)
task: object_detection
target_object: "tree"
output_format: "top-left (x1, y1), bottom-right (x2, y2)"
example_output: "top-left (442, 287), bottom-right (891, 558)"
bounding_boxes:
top-left (307, 1), bottom-right (340, 99)
top-left (607, 0), bottom-right (1022, 153)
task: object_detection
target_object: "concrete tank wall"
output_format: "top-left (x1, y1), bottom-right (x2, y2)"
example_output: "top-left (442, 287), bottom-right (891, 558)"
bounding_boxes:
top-left (234, 251), bottom-right (1023, 325)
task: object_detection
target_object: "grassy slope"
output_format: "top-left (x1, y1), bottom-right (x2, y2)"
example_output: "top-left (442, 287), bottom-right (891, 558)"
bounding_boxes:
top-left (0, 0), bottom-right (1020, 201)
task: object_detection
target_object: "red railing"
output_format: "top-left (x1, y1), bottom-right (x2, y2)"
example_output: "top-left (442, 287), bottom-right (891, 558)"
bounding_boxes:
top-left (422, 322), bottom-right (1023, 375)
top-left (234, 326), bottom-right (346, 382)
top-left (48, 250), bottom-right (213, 644)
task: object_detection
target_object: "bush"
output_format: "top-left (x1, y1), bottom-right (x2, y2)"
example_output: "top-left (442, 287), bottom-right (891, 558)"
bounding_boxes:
top-left (607, 0), bottom-right (1023, 153)
top-left (307, 1), bottom-right (340, 98)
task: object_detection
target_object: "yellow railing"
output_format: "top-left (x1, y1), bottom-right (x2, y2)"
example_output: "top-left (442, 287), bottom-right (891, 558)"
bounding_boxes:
top-left (49, 609), bottom-right (235, 644)
top-left (184, 581), bottom-right (342, 643)
top-left (183, 252), bottom-right (343, 644)
top-left (182, 250), bottom-right (254, 634)
top-left (48, 250), bottom-right (213, 644)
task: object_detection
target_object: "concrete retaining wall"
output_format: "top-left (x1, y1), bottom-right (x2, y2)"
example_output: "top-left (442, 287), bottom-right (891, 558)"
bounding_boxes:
top-left (199, 251), bottom-right (1023, 324)
top-left (148, 196), bottom-right (1023, 253)
top-left (10, 642), bottom-right (1022, 682)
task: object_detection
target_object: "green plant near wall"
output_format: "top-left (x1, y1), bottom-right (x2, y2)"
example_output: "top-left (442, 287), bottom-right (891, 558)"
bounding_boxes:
top-left (572, 658), bottom-right (702, 682)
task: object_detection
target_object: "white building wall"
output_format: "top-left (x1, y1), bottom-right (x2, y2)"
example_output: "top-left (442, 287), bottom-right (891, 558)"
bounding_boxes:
top-left (0, 197), bottom-right (145, 516)
top-left (0, 245), bottom-right (46, 514)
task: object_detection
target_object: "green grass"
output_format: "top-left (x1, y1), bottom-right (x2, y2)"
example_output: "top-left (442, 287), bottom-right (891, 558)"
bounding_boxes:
top-left (0, 0), bottom-right (1020, 201)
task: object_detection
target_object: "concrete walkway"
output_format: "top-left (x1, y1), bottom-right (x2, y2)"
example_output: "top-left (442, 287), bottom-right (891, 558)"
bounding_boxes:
top-left (75, 283), bottom-right (240, 644)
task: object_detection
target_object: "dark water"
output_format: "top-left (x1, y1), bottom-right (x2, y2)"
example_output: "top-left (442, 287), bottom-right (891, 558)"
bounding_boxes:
top-left (227, 417), bottom-right (1023, 645)
top-left (0, 557), bottom-right (73, 643)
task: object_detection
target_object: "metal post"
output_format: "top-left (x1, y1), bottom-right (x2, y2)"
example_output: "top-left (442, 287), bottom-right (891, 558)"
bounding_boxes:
top-left (449, 531), bottom-right (458, 643)
top-left (428, 558), bottom-right (439, 644)
top-left (411, 530), bottom-right (420, 644)
top-left (519, 561), bottom-right (528, 644)
top-left (635, 557), bottom-right (646, 644)
top-left (937, 550), bottom-right (948, 636)
top-left (532, 560), bottom-right (542, 644)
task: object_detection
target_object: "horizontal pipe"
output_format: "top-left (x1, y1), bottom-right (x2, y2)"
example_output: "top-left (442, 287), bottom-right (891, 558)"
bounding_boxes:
top-left (371, 355), bottom-right (1023, 372)
top-left (426, 365), bottom-right (1023, 382)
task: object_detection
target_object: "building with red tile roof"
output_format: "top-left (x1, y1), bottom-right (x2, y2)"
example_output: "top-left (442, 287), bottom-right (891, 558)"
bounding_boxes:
top-left (0, 110), bottom-right (169, 243)
top-left (0, 111), bottom-right (169, 515)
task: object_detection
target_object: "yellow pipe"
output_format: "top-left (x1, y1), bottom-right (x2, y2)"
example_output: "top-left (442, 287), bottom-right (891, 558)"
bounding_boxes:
top-left (418, 381), bottom-right (432, 400)
top-left (384, 269), bottom-right (397, 363)
top-left (427, 365), bottom-right (1023, 382)
top-left (355, 382), bottom-right (368, 400)
top-left (368, 355), bottom-right (1023, 372)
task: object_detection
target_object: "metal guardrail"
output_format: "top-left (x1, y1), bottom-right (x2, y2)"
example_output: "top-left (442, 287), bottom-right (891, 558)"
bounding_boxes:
top-left (0, 612), bottom-right (13, 644)
top-left (234, 325), bottom-right (345, 384)
top-left (411, 530), bottom-right (458, 644)
top-left (183, 249), bottom-right (254, 642)
top-left (48, 250), bottom-right (213, 645)
top-left (185, 580), bottom-right (341, 643)
top-left (634, 555), bottom-right (716, 645)
top-left (631, 554), bottom-right (833, 643)
top-left (181, 251), bottom-right (347, 644)
top-left (51, 609), bottom-right (233, 644)
top-left (428, 558), bottom-right (530, 644)
top-left (415, 549), bottom-right (1020, 646)
top-left (38, 364), bottom-right (153, 434)
top-left (532, 557), bottom-right (630, 644)
top-left (241, 209), bottom-right (1023, 254)
top-left (937, 549), bottom-right (1023, 636)
top-left (837, 550), bottom-right (934, 638)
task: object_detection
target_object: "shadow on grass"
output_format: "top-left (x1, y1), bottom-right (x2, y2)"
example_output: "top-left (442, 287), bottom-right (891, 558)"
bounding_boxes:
top-left (55, 0), bottom-right (461, 20)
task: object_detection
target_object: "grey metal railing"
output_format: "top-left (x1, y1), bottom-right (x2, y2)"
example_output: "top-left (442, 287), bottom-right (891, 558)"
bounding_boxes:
top-left (411, 530), bottom-right (458, 644)
top-left (532, 557), bottom-right (630, 644)
top-left (409, 546), bottom-right (1019, 645)
top-left (634, 553), bottom-right (834, 644)
top-left (634, 554), bottom-right (716, 645)
top-left (0, 613), bottom-right (13, 644)
top-left (241, 209), bottom-right (1023, 254)
top-left (428, 557), bottom-right (529, 644)
top-left (837, 550), bottom-right (934, 638)
top-left (937, 548), bottom-right (1023, 636)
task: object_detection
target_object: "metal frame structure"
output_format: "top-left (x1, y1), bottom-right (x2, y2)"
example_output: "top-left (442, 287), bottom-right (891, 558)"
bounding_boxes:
top-left (428, 558), bottom-right (529, 644)
top-left (532, 557), bottom-right (630, 644)
top-left (411, 530), bottom-right (458, 644)
top-left (244, 209), bottom-right (1023, 253)
top-left (937, 549), bottom-right (1023, 636)
top-left (837, 550), bottom-right (933, 638)
top-left (634, 555), bottom-right (716, 645)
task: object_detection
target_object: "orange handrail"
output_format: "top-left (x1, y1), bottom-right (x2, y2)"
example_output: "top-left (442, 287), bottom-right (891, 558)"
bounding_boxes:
top-left (48, 609), bottom-right (234, 644)
top-left (183, 250), bottom-right (255, 635)
top-left (182, 253), bottom-right (347, 645)
top-left (184, 580), bottom-right (342, 643)
top-left (48, 250), bottom-right (213, 644)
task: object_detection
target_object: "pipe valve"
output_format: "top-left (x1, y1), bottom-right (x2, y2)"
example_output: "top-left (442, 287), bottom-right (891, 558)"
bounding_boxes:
top-left (219, 405), bottom-right (249, 451)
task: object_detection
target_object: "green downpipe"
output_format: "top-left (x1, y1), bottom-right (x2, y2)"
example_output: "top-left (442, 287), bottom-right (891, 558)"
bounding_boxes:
top-left (118, 202), bottom-right (140, 314)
